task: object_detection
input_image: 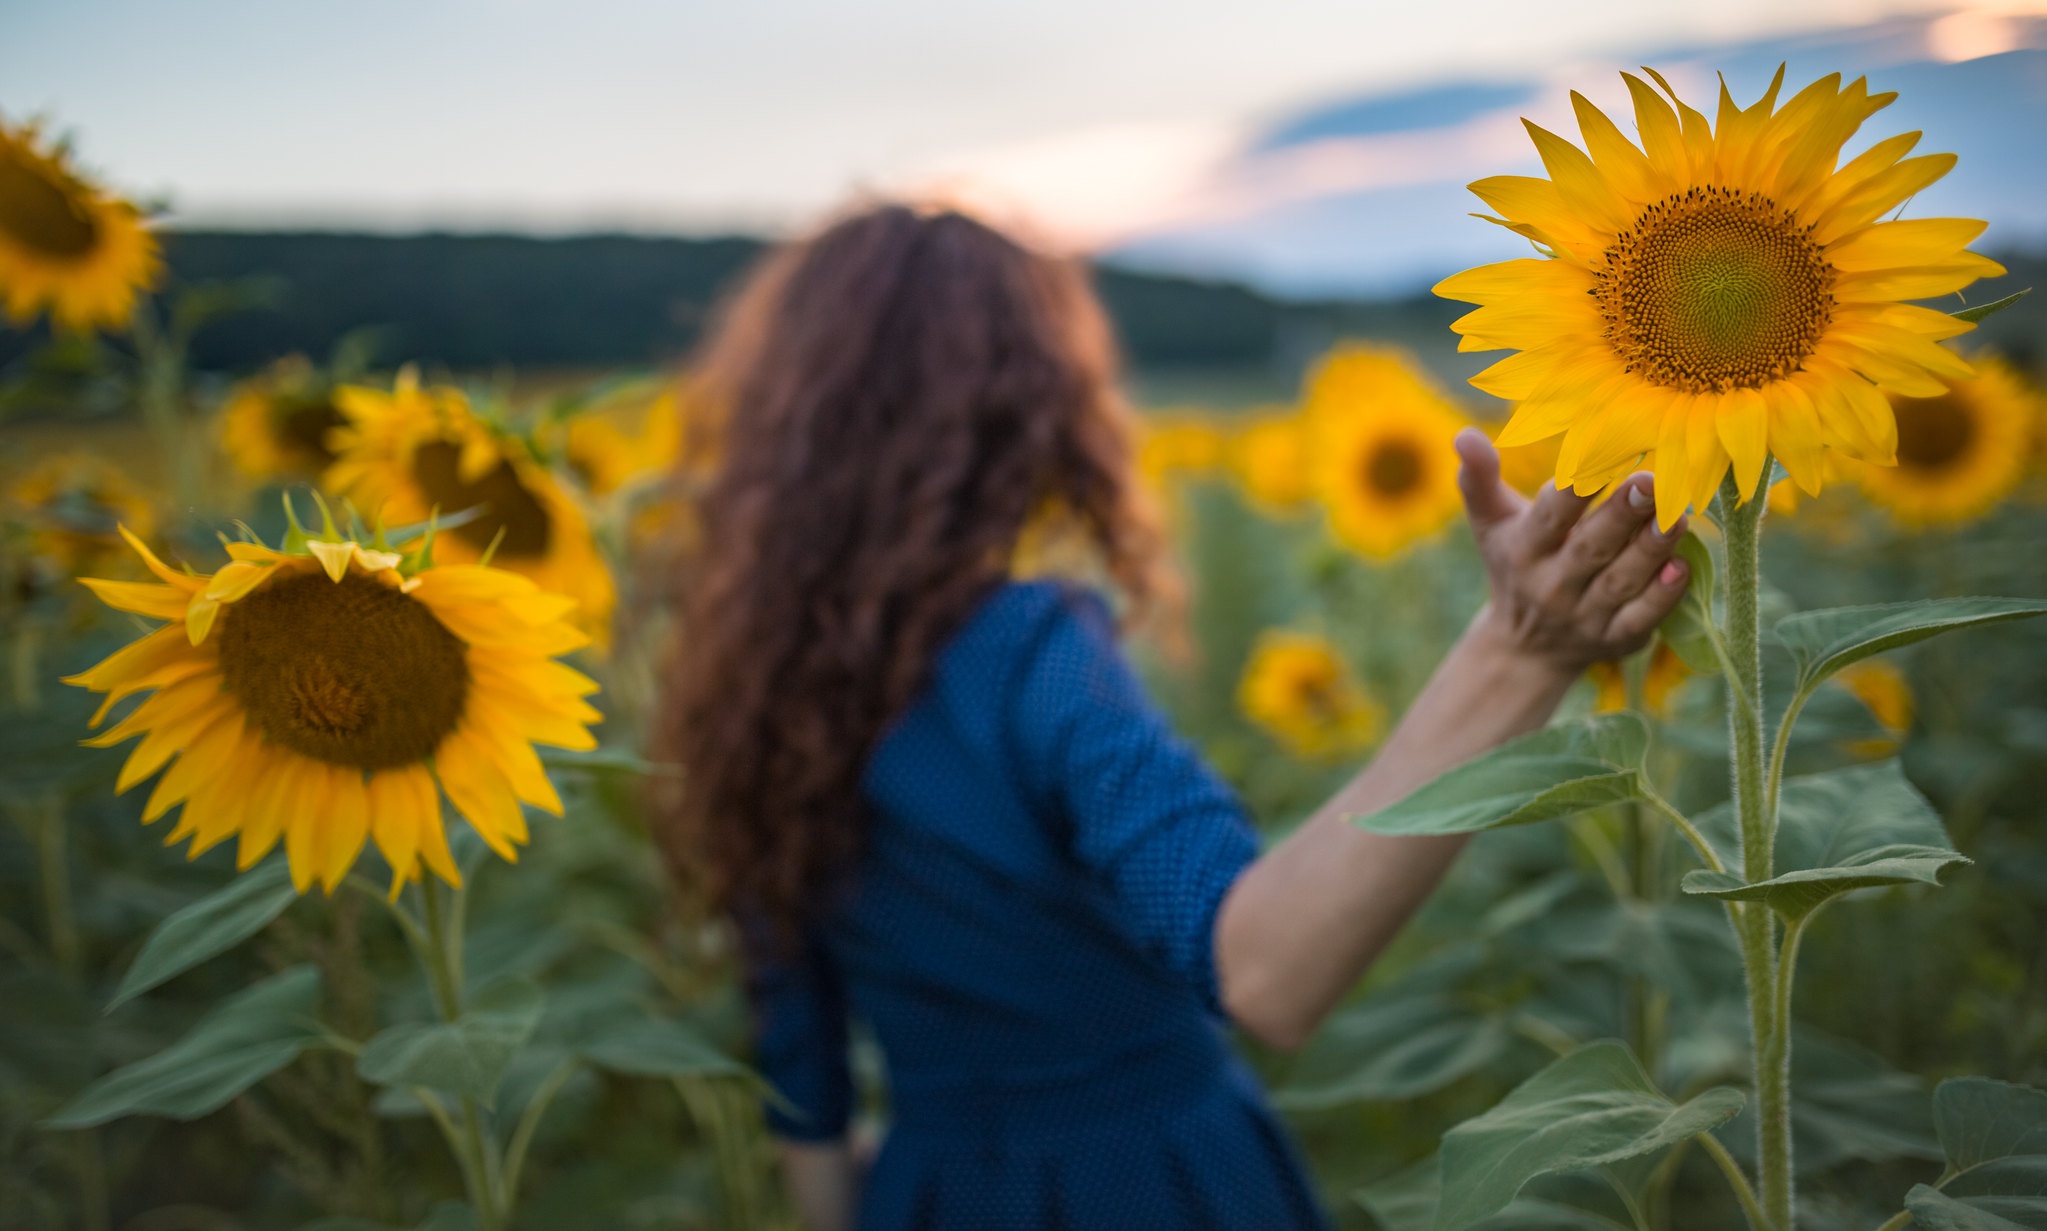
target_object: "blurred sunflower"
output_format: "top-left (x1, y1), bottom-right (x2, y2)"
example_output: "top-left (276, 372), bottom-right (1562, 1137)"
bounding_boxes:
top-left (1589, 640), bottom-right (1692, 718)
top-left (1137, 413), bottom-right (1229, 493)
top-left (65, 525), bottom-right (600, 893)
top-left (218, 356), bottom-right (349, 484)
top-left (558, 383), bottom-right (691, 498)
top-left (1436, 67), bottom-right (2002, 528)
top-left (8, 452), bottom-right (157, 578)
top-left (1852, 354), bottom-right (2035, 527)
top-left (1305, 346), bottom-right (1469, 559)
top-left (1832, 658), bottom-right (1913, 758)
top-left (326, 370), bottom-right (617, 646)
top-left (1227, 409), bottom-right (1313, 516)
top-left (0, 116), bottom-right (160, 332)
top-left (1238, 630), bottom-right (1385, 761)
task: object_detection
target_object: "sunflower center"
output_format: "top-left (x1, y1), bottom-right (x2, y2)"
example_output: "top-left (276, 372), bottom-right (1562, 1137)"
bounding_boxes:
top-left (1291, 670), bottom-right (1344, 720)
top-left (1363, 440), bottom-right (1423, 498)
top-left (1595, 187), bottom-right (1835, 394)
top-left (278, 400), bottom-right (345, 469)
top-left (411, 439), bottom-right (553, 557)
top-left (1891, 394), bottom-right (1975, 470)
top-left (0, 149), bottom-right (100, 259)
top-left (217, 571), bottom-right (470, 770)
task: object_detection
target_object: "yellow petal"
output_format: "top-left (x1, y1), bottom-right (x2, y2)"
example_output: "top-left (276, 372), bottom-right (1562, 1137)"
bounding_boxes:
top-left (1813, 155), bottom-right (1961, 246)
top-left (78, 578), bottom-right (189, 621)
top-left (1572, 90), bottom-right (1658, 205)
top-left (202, 560), bottom-right (275, 603)
top-left (367, 768), bottom-right (425, 891)
top-left (186, 596), bottom-right (223, 646)
top-left (1716, 388), bottom-right (1770, 501)
top-left (435, 735), bottom-right (524, 861)
top-left (237, 750), bottom-right (299, 871)
top-left (1524, 121), bottom-right (1631, 236)
top-left (1764, 382), bottom-right (1826, 495)
top-left (1827, 217), bottom-right (1988, 273)
top-left (120, 525), bottom-right (203, 590)
top-left (284, 764), bottom-right (331, 893)
top-left (322, 770), bottom-right (371, 893)
top-left (306, 540), bottom-right (356, 583)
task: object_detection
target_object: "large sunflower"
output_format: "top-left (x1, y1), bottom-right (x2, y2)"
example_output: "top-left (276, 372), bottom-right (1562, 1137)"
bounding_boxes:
top-left (326, 370), bottom-right (617, 646)
top-left (1305, 345), bottom-right (1470, 559)
top-left (219, 356), bottom-right (350, 484)
top-left (1238, 630), bottom-right (1385, 761)
top-left (65, 524), bottom-right (600, 893)
top-left (1436, 68), bottom-right (2003, 528)
top-left (1851, 352), bottom-right (2035, 527)
top-left (0, 117), bottom-right (160, 332)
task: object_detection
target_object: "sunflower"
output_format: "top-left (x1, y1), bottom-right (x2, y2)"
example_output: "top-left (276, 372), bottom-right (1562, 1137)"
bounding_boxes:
top-left (1304, 345), bottom-right (1470, 559)
top-left (1138, 413), bottom-right (1229, 492)
top-left (557, 383), bottom-right (692, 499)
top-left (1589, 640), bottom-right (1692, 718)
top-left (8, 452), bottom-right (158, 579)
top-left (218, 356), bottom-right (351, 484)
top-left (1228, 408), bottom-right (1314, 516)
top-left (326, 370), bottom-right (617, 646)
top-left (65, 523), bottom-right (600, 893)
top-left (1851, 353), bottom-right (2035, 527)
top-left (1832, 658), bottom-right (1912, 759)
top-left (0, 116), bottom-right (160, 332)
top-left (1238, 630), bottom-right (1385, 761)
top-left (1436, 67), bottom-right (2003, 529)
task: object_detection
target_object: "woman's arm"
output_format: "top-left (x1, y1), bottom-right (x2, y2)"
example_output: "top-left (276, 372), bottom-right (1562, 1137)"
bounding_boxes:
top-left (778, 1140), bottom-right (860, 1231)
top-left (1215, 430), bottom-right (1691, 1050)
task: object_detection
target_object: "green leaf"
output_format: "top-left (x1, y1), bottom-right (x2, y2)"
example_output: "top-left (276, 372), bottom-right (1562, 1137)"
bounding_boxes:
top-left (1682, 761), bottom-right (1968, 920)
top-left (356, 978), bottom-right (544, 1108)
top-left (1356, 1158), bottom-right (1634, 1231)
top-left (1277, 993), bottom-right (1510, 1109)
top-left (47, 966), bottom-right (323, 1129)
top-left (1776, 598), bottom-right (2047, 693)
top-left (1659, 531), bottom-right (1722, 674)
top-left (1897, 1078), bottom-right (2047, 1229)
top-left (577, 1015), bottom-right (748, 1080)
top-left (109, 859), bottom-right (298, 1011)
top-left (1433, 1040), bottom-right (1744, 1231)
top-left (1949, 288), bottom-right (2029, 324)
top-left (1352, 714), bottom-right (1648, 838)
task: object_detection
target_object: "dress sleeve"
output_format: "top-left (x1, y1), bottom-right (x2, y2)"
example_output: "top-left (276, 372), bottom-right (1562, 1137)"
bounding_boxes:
top-left (1010, 589), bottom-right (1260, 1014)
top-left (740, 926), bottom-right (853, 1142)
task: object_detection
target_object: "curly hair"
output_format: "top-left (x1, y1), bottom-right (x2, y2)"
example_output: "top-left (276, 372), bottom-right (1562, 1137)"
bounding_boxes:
top-left (650, 203), bottom-right (1172, 943)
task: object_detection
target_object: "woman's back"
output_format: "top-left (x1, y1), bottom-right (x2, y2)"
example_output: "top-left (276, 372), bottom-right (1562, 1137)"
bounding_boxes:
top-left (751, 580), bottom-right (1327, 1229)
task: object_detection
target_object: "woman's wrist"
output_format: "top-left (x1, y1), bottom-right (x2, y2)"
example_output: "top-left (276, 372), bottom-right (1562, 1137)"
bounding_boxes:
top-left (1460, 605), bottom-right (1583, 700)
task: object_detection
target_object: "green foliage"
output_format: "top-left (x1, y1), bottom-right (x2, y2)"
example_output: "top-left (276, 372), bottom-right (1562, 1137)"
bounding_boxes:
top-left (356, 978), bottom-right (545, 1108)
top-left (107, 855), bottom-right (297, 1009)
top-left (1776, 598), bottom-right (2047, 697)
top-left (1431, 1041), bottom-right (1743, 1231)
top-left (1660, 531), bottom-right (1722, 675)
top-left (1683, 761), bottom-right (1969, 920)
top-left (1905, 1078), bottom-right (2047, 1228)
top-left (1351, 714), bottom-right (1649, 837)
top-left (48, 966), bottom-right (326, 1128)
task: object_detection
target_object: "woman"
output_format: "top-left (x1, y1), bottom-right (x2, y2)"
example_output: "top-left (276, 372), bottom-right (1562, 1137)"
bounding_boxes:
top-left (653, 204), bottom-right (1689, 1230)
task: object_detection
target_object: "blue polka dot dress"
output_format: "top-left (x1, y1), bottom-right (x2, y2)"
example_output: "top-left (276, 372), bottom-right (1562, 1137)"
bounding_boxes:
top-left (744, 581), bottom-right (1331, 1230)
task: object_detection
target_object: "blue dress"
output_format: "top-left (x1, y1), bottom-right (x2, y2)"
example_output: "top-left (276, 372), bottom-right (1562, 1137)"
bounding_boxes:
top-left (744, 580), bottom-right (1330, 1230)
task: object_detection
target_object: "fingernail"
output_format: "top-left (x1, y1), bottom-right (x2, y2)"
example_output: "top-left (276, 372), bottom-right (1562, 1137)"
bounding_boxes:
top-left (1626, 482), bottom-right (1652, 512)
top-left (1660, 560), bottom-right (1687, 585)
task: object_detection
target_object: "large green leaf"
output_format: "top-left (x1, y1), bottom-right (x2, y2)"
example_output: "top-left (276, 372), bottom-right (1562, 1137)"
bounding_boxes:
top-left (1682, 761), bottom-right (1967, 920)
top-left (47, 966), bottom-right (324, 1129)
top-left (356, 978), bottom-right (544, 1108)
top-left (1433, 1040), bottom-right (1744, 1231)
top-left (1659, 531), bottom-right (1722, 674)
top-left (109, 859), bottom-right (298, 1010)
top-left (577, 1014), bottom-right (748, 1080)
top-left (1356, 1158), bottom-right (1634, 1231)
top-left (1899, 1078), bottom-right (2047, 1229)
top-left (1352, 714), bottom-right (1648, 838)
top-left (1277, 992), bottom-right (1509, 1109)
top-left (1776, 599), bottom-right (2047, 693)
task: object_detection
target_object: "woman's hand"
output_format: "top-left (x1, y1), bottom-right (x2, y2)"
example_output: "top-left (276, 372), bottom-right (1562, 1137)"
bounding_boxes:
top-left (1215, 430), bottom-right (1693, 1051)
top-left (1453, 428), bottom-right (1690, 675)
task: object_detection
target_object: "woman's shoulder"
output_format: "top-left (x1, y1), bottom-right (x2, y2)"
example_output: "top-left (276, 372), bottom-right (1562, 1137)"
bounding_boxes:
top-left (942, 579), bottom-right (1115, 677)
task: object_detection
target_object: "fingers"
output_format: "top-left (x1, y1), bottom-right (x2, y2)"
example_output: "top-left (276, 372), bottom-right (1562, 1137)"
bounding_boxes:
top-left (1517, 480), bottom-right (1596, 559)
top-left (1585, 508), bottom-right (1688, 613)
top-left (1606, 557), bottom-right (1691, 646)
top-left (1454, 428), bottom-right (1524, 530)
top-left (1552, 473), bottom-right (1658, 592)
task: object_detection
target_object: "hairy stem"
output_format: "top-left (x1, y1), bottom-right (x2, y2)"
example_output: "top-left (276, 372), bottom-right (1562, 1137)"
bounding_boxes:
top-left (1720, 474), bottom-right (1793, 1228)
top-left (418, 878), bottom-right (503, 1231)
top-left (1697, 1129), bottom-right (1767, 1231)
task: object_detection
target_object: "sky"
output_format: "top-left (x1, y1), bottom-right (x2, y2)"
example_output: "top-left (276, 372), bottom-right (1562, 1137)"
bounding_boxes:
top-left (0, 0), bottom-right (2029, 249)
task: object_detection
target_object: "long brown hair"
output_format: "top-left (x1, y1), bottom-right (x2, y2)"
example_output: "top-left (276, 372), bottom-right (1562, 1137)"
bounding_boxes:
top-left (652, 203), bottom-right (1170, 940)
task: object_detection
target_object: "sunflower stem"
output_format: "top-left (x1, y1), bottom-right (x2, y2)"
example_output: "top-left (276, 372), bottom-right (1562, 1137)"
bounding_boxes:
top-left (1719, 474), bottom-right (1793, 1229)
top-left (418, 877), bottom-right (505, 1231)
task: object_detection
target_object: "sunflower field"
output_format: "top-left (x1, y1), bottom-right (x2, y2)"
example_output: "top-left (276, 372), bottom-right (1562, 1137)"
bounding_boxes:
top-left (4, 64), bottom-right (2047, 1231)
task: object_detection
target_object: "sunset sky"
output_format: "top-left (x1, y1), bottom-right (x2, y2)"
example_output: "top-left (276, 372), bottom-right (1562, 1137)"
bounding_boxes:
top-left (2, 0), bottom-right (2033, 247)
